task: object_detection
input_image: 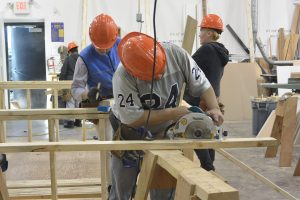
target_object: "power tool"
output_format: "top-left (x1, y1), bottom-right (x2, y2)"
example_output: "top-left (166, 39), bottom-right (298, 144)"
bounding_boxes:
top-left (166, 112), bottom-right (227, 140)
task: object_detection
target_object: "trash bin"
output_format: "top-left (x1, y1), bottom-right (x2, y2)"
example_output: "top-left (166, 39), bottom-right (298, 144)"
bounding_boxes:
top-left (251, 99), bottom-right (277, 135)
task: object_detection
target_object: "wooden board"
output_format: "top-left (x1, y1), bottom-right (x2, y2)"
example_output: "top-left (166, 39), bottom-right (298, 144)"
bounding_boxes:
top-left (256, 110), bottom-right (276, 138)
top-left (283, 35), bottom-right (291, 60)
top-left (0, 138), bottom-right (278, 153)
top-left (217, 149), bottom-right (298, 200)
top-left (135, 151), bottom-right (158, 200)
top-left (182, 15), bottom-right (198, 55)
top-left (220, 63), bottom-right (260, 120)
top-left (9, 186), bottom-right (101, 199)
top-left (279, 96), bottom-right (298, 167)
top-left (150, 150), bottom-right (238, 200)
top-left (294, 157), bottom-right (300, 176)
top-left (0, 81), bottom-right (72, 90)
top-left (285, 34), bottom-right (299, 60)
top-left (0, 171), bottom-right (9, 200)
top-left (277, 28), bottom-right (285, 60)
top-left (291, 5), bottom-right (300, 34)
top-left (7, 178), bottom-right (101, 189)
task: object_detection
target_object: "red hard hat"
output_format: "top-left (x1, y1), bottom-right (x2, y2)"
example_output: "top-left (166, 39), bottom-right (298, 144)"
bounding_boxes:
top-left (89, 14), bottom-right (118, 50)
top-left (67, 42), bottom-right (78, 52)
top-left (200, 14), bottom-right (223, 32)
top-left (118, 32), bottom-right (166, 81)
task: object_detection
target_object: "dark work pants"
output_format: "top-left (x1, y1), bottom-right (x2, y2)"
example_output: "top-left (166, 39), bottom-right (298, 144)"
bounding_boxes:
top-left (195, 149), bottom-right (215, 171)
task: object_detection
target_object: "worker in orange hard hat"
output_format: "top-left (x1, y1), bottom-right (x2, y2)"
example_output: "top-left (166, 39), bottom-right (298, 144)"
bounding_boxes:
top-left (59, 41), bottom-right (81, 128)
top-left (67, 42), bottom-right (78, 53)
top-left (71, 13), bottom-right (120, 133)
top-left (184, 14), bottom-right (229, 172)
top-left (71, 14), bottom-right (120, 192)
top-left (108, 32), bottom-right (223, 199)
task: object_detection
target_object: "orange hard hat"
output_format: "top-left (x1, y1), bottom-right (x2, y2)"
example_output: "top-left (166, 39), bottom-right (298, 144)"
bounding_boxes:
top-left (200, 14), bottom-right (223, 32)
top-left (89, 14), bottom-right (118, 50)
top-left (67, 42), bottom-right (78, 52)
top-left (118, 32), bottom-right (166, 81)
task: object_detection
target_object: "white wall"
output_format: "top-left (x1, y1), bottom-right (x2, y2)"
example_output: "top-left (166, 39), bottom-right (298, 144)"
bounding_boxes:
top-left (0, 0), bottom-right (296, 81)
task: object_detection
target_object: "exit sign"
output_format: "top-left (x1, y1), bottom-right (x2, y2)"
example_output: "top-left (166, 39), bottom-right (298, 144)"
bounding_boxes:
top-left (14, 1), bottom-right (30, 14)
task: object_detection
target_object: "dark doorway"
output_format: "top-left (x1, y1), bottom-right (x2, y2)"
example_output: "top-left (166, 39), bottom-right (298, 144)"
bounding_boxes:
top-left (4, 22), bottom-right (46, 108)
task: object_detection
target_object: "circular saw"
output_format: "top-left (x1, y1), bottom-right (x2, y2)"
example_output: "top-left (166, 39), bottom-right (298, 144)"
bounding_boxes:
top-left (166, 113), bottom-right (217, 139)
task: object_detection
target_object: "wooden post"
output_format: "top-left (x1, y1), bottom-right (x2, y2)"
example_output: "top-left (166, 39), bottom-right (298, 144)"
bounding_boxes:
top-left (82, 120), bottom-right (86, 141)
top-left (217, 149), bottom-right (298, 200)
top-left (53, 89), bottom-right (59, 142)
top-left (0, 170), bottom-right (9, 200)
top-left (135, 151), bottom-right (158, 200)
top-left (97, 119), bottom-right (107, 200)
top-left (245, 0), bottom-right (255, 63)
top-left (0, 89), bottom-right (5, 143)
top-left (48, 119), bottom-right (57, 200)
top-left (293, 157), bottom-right (300, 176)
top-left (279, 96), bottom-right (297, 167)
top-left (26, 89), bottom-right (33, 142)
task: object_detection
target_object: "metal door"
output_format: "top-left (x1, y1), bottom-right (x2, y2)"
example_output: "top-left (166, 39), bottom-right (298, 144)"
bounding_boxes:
top-left (4, 22), bottom-right (46, 108)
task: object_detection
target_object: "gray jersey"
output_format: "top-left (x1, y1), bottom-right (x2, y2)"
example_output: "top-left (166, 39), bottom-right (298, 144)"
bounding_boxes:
top-left (112, 42), bottom-right (211, 134)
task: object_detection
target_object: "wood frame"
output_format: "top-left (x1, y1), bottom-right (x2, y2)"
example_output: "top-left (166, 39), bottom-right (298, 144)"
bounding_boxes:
top-left (0, 81), bottom-right (72, 142)
top-left (0, 137), bottom-right (276, 200)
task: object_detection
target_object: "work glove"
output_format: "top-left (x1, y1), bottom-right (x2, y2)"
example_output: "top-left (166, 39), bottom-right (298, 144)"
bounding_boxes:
top-left (88, 87), bottom-right (102, 104)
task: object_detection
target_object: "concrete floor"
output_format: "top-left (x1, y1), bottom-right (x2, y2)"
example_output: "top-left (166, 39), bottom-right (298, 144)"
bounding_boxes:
top-left (3, 120), bottom-right (300, 200)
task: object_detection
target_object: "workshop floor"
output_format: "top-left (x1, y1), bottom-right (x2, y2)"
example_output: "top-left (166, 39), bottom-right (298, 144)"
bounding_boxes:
top-left (3, 120), bottom-right (300, 200)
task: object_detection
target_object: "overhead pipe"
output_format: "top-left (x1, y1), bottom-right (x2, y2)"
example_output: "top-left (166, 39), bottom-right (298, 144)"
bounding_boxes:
top-left (256, 37), bottom-right (293, 66)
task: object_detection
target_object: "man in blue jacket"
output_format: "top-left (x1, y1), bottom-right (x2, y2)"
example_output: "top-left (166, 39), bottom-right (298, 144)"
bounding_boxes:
top-left (71, 13), bottom-right (120, 138)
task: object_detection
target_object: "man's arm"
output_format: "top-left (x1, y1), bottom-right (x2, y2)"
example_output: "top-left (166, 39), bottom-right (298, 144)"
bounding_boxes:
top-left (71, 57), bottom-right (89, 101)
top-left (128, 106), bottom-right (190, 128)
top-left (200, 86), bottom-right (224, 125)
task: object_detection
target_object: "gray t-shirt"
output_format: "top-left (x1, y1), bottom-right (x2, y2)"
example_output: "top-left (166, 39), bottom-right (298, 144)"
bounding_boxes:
top-left (112, 42), bottom-right (211, 134)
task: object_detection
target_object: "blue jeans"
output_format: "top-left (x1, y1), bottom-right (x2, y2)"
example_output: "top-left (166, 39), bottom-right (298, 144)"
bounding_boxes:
top-left (109, 155), bottom-right (175, 200)
top-left (195, 149), bottom-right (215, 171)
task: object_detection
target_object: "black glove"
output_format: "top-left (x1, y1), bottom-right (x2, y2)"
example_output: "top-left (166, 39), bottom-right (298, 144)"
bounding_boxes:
top-left (88, 87), bottom-right (102, 104)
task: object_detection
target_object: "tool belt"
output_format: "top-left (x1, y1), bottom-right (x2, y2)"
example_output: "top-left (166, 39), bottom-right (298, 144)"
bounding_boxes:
top-left (109, 112), bottom-right (147, 163)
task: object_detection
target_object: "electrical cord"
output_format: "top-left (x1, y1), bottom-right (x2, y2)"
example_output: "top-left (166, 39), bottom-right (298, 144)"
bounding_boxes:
top-left (145, 0), bottom-right (157, 133)
top-left (130, 1), bottom-right (158, 199)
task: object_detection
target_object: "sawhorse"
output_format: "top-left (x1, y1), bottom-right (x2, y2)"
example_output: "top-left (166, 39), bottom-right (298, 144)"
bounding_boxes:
top-left (263, 95), bottom-right (300, 175)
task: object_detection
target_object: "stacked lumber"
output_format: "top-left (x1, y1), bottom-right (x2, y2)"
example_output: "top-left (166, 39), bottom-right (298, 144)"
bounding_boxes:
top-left (277, 5), bottom-right (300, 61)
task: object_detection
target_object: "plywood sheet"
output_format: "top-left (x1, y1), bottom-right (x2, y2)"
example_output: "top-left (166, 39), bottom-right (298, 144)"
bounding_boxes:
top-left (220, 63), bottom-right (260, 120)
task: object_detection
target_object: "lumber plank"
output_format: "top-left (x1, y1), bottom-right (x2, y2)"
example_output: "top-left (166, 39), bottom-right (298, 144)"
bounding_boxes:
top-left (7, 178), bottom-right (101, 189)
top-left (135, 151), bottom-right (158, 200)
top-left (217, 149), bottom-right (298, 200)
top-left (283, 35), bottom-right (291, 60)
top-left (291, 5), bottom-right (300, 34)
top-left (48, 119), bottom-right (57, 200)
top-left (265, 116), bottom-right (283, 158)
top-left (277, 28), bottom-right (285, 60)
top-left (0, 170), bottom-right (9, 200)
top-left (150, 165), bottom-right (176, 189)
top-left (293, 157), bottom-right (300, 176)
top-left (175, 171), bottom-right (195, 200)
top-left (182, 15), bottom-right (198, 55)
top-left (279, 96), bottom-right (298, 167)
top-left (0, 138), bottom-right (278, 153)
top-left (257, 110), bottom-right (276, 138)
top-left (285, 34), bottom-right (299, 60)
top-left (97, 120), bottom-right (107, 200)
top-left (245, 0), bottom-right (255, 62)
top-left (26, 89), bottom-right (32, 142)
top-left (8, 185), bottom-right (101, 199)
top-left (0, 81), bottom-right (72, 90)
top-left (152, 150), bottom-right (238, 200)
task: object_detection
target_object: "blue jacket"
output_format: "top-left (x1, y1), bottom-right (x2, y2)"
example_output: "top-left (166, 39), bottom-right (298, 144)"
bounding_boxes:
top-left (80, 37), bottom-right (121, 97)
